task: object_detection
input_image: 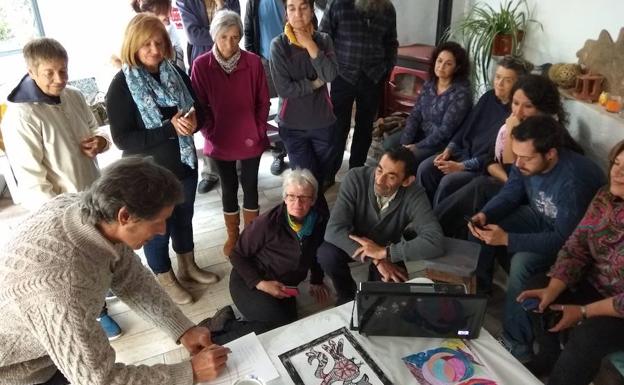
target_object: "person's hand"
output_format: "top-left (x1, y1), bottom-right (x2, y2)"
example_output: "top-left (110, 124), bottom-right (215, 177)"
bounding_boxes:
top-left (190, 344), bottom-right (230, 383)
top-left (434, 148), bottom-right (451, 164)
top-left (215, 0), bottom-right (225, 9)
top-left (309, 283), bottom-right (331, 304)
top-left (80, 136), bottom-right (107, 158)
top-left (517, 287), bottom-right (559, 313)
top-left (293, 26), bottom-right (316, 51)
top-left (375, 259), bottom-right (408, 282)
top-left (180, 326), bottom-right (213, 355)
top-left (547, 304), bottom-right (583, 332)
top-left (435, 160), bottom-right (465, 174)
top-left (256, 280), bottom-right (290, 299)
top-left (349, 235), bottom-right (386, 262)
top-left (506, 114), bottom-right (521, 132)
top-left (172, 110), bottom-right (197, 136)
top-left (469, 223), bottom-right (508, 246)
top-left (403, 144), bottom-right (416, 152)
top-left (311, 78), bottom-right (325, 89)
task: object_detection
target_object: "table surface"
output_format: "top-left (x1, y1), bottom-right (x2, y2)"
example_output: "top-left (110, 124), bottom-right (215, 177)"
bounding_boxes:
top-left (257, 302), bottom-right (543, 385)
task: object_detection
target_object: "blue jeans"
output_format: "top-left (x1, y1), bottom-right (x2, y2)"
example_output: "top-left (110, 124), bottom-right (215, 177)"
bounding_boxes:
top-left (502, 251), bottom-right (556, 361)
top-left (475, 205), bottom-right (556, 360)
top-left (143, 173), bottom-right (197, 273)
top-left (279, 124), bottom-right (334, 187)
top-left (416, 154), bottom-right (479, 207)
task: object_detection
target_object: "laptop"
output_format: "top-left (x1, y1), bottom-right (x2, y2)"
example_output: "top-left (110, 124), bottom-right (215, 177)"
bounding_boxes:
top-left (351, 282), bottom-right (488, 339)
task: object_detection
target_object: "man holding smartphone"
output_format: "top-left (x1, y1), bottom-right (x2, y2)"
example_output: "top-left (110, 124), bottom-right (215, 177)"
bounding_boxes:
top-left (467, 116), bottom-right (605, 364)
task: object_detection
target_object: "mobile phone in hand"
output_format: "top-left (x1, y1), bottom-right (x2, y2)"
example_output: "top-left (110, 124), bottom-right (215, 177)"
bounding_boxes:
top-left (182, 106), bottom-right (195, 119)
top-left (282, 286), bottom-right (299, 297)
top-left (521, 297), bottom-right (540, 312)
top-left (463, 215), bottom-right (485, 230)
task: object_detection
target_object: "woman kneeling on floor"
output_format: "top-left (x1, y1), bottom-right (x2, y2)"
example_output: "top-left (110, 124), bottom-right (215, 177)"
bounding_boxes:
top-left (204, 169), bottom-right (332, 344)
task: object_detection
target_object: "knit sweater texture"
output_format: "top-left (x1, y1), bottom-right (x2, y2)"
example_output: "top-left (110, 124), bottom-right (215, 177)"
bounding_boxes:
top-left (0, 194), bottom-right (195, 385)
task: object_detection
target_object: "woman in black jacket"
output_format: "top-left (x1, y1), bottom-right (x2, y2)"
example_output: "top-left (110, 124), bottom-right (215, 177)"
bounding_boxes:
top-left (204, 168), bottom-right (331, 344)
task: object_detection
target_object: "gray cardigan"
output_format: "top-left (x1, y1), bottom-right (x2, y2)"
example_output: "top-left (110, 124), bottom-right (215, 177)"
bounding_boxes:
top-left (269, 31), bottom-right (338, 130)
top-left (325, 166), bottom-right (444, 263)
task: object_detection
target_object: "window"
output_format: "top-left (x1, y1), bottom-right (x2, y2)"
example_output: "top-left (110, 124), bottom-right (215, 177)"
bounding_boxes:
top-left (0, 0), bottom-right (44, 97)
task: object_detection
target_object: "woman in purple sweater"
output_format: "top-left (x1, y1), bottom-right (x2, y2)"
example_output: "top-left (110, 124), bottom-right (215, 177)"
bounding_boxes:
top-left (518, 140), bottom-right (624, 385)
top-left (191, 10), bottom-right (270, 257)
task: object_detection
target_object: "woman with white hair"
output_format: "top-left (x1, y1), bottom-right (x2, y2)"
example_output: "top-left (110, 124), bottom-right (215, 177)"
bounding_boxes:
top-left (201, 169), bottom-right (331, 344)
top-left (191, 9), bottom-right (270, 257)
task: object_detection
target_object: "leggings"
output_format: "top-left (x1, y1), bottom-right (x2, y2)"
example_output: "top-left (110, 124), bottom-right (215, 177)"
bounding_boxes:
top-left (213, 156), bottom-right (261, 212)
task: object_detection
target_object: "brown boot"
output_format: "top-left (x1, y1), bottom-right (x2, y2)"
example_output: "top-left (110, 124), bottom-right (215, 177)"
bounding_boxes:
top-left (223, 212), bottom-right (240, 257)
top-left (177, 251), bottom-right (220, 284)
top-left (242, 208), bottom-right (259, 228)
top-left (156, 270), bottom-right (193, 305)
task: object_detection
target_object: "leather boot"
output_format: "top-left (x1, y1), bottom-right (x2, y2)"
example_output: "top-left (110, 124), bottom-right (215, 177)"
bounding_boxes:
top-left (223, 211), bottom-right (240, 257)
top-left (156, 270), bottom-right (193, 305)
top-left (242, 208), bottom-right (259, 228)
top-left (177, 251), bottom-right (219, 284)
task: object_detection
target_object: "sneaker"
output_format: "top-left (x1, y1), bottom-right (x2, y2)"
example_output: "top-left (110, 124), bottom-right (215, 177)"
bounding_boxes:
top-left (105, 290), bottom-right (117, 300)
top-left (98, 314), bottom-right (123, 341)
top-left (270, 157), bottom-right (286, 176)
top-left (197, 305), bottom-right (235, 333)
top-left (198, 175), bottom-right (219, 194)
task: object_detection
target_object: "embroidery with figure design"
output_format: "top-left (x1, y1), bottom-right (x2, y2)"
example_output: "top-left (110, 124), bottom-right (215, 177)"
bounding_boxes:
top-left (535, 191), bottom-right (558, 219)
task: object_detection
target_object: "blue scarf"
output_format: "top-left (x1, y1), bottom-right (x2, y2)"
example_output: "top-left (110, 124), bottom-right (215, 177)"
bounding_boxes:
top-left (122, 60), bottom-right (196, 168)
top-left (287, 209), bottom-right (318, 240)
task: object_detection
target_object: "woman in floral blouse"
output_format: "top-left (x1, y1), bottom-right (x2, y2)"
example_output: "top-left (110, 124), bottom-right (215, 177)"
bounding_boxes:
top-left (518, 139), bottom-right (624, 385)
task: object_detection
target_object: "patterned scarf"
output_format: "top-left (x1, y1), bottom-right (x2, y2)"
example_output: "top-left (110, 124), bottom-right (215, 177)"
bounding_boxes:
top-left (213, 46), bottom-right (241, 74)
top-left (122, 60), bottom-right (196, 168)
top-left (286, 209), bottom-right (318, 240)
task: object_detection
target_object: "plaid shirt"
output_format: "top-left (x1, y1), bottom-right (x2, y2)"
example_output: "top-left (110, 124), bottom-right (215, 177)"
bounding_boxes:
top-left (320, 0), bottom-right (398, 84)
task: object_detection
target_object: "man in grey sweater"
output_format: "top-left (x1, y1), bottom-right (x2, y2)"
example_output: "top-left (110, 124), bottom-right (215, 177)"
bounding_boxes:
top-left (317, 147), bottom-right (444, 304)
top-left (0, 158), bottom-right (229, 385)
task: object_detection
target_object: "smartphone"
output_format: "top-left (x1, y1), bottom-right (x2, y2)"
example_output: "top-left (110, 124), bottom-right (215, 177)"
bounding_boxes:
top-left (463, 215), bottom-right (485, 230)
top-left (542, 308), bottom-right (563, 330)
top-left (282, 286), bottom-right (299, 297)
top-left (521, 297), bottom-right (540, 312)
top-left (182, 106), bottom-right (195, 119)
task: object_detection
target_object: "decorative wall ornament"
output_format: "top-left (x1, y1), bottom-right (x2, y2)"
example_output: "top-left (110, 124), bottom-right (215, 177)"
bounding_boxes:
top-left (576, 28), bottom-right (624, 97)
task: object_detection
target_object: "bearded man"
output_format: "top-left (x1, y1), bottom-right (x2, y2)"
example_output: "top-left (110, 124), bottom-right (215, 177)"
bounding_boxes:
top-left (467, 115), bottom-right (605, 363)
top-left (316, 147), bottom-right (444, 305)
top-left (319, 0), bottom-right (398, 185)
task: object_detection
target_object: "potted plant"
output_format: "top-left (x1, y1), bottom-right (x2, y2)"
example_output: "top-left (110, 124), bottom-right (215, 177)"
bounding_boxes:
top-left (445, 0), bottom-right (541, 91)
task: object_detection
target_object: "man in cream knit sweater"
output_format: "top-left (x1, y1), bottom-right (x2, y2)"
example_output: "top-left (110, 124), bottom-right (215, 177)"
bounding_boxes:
top-left (0, 158), bottom-right (229, 385)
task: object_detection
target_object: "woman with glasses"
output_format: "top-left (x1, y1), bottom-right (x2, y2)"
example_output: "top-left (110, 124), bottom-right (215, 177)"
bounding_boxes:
top-left (202, 169), bottom-right (331, 344)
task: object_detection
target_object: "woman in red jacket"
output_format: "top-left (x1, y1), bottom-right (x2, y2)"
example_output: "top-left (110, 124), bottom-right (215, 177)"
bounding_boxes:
top-left (191, 10), bottom-right (270, 257)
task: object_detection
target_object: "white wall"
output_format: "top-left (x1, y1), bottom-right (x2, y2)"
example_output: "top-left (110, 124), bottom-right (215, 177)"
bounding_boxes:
top-left (475, 0), bottom-right (624, 65)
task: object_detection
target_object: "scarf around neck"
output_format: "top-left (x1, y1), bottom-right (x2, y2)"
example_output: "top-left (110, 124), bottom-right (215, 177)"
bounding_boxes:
top-left (213, 47), bottom-right (241, 74)
top-left (122, 60), bottom-right (196, 169)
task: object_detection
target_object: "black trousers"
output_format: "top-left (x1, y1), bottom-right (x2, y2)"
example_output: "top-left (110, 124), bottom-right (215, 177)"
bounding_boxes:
top-left (38, 370), bottom-right (69, 385)
top-left (328, 75), bottom-right (383, 179)
top-left (212, 269), bottom-right (298, 345)
top-left (526, 274), bottom-right (624, 385)
top-left (213, 156), bottom-right (261, 213)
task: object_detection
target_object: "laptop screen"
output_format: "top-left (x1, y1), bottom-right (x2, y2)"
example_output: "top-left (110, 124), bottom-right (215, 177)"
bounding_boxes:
top-left (355, 283), bottom-right (488, 339)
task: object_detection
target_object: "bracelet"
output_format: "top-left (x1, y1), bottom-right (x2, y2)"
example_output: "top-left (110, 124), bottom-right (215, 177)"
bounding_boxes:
top-left (580, 305), bottom-right (587, 320)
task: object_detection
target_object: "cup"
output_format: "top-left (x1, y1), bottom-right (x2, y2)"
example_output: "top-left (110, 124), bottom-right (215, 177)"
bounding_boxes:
top-left (606, 95), bottom-right (622, 113)
top-left (232, 376), bottom-right (264, 385)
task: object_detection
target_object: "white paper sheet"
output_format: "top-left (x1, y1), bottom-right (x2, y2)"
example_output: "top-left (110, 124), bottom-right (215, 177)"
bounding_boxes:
top-left (199, 333), bottom-right (280, 385)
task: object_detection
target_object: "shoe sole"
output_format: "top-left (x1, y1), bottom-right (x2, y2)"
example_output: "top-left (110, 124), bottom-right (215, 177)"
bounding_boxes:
top-left (108, 331), bottom-right (124, 341)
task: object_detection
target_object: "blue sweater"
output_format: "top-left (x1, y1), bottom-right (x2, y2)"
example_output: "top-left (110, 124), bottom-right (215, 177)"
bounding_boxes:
top-left (481, 149), bottom-right (606, 256)
top-left (400, 79), bottom-right (472, 151)
top-left (447, 90), bottom-right (510, 171)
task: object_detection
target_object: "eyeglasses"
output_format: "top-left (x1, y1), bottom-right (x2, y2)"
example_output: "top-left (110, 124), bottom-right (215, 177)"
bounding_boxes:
top-left (285, 194), bottom-right (313, 203)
